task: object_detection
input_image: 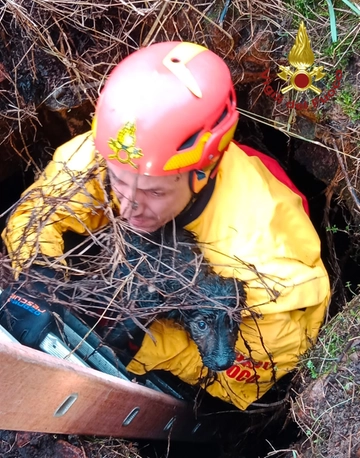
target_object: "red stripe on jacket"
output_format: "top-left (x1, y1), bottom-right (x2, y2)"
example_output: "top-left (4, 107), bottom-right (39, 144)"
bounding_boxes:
top-left (235, 142), bottom-right (310, 216)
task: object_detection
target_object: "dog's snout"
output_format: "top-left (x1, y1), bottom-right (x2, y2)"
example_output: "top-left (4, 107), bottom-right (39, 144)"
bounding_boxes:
top-left (202, 350), bottom-right (236, 372)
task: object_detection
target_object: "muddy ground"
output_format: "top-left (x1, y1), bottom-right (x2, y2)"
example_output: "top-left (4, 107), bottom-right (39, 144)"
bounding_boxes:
top-left (284, 295), bottom-right (360, 458)
top-left (0, 431), bottom-right (143, 458)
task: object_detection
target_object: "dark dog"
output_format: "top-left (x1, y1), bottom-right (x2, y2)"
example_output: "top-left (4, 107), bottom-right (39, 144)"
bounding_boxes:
top-left (72, 223), bottom-right (247, 372)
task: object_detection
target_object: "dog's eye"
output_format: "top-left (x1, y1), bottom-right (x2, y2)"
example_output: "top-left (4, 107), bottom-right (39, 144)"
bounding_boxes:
top-left (197, 320), bottom-right (207, 331)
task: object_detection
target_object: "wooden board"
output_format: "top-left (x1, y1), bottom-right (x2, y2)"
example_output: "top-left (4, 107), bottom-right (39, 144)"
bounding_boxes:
top-left (0, 338), bottom-right (210, 441)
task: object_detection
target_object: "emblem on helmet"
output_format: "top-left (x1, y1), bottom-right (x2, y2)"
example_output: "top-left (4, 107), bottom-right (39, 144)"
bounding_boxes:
top-left (108, 122), bottom-right (143, 168)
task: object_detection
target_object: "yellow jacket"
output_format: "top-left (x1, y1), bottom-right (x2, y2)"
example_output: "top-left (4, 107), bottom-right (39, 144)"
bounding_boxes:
top-left (2, 132), bottom-right (330, 410)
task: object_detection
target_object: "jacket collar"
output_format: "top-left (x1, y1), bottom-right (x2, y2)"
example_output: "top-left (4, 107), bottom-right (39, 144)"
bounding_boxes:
top-left (175, 174), bottom-right (217, 228)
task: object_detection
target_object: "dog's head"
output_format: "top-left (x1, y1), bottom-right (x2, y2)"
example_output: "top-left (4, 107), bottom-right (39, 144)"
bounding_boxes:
top-left (181, 308), bottom-right (240, 372)
top-left (169, 276), bottom-right (246, 372)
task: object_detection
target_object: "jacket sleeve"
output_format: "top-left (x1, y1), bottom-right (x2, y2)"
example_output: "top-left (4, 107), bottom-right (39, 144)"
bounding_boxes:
top-left (2, 132), bottom-right (111, 271)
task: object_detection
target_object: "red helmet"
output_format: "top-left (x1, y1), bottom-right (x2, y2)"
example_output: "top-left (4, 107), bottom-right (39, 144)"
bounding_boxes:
top-left (93, 41), bottom-right (238, 176)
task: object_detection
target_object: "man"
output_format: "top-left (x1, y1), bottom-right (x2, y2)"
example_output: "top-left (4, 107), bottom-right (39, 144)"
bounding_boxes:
top-left (2, 41), bottom-right (330, 410)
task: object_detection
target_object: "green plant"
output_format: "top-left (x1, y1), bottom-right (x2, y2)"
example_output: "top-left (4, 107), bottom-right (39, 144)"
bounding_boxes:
top-left (323, 42), bottom-right (352, 68)
top-left (283, 0), bottom-right (324, 21)
top-left (337, 87), bottom-right (360, 122)
top-left (306, 360), bottom-right (318, 379)
top-left (345, 281), bottom-right (357, 296)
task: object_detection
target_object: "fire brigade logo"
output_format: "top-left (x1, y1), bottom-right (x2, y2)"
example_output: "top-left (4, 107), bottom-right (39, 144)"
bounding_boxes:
top-left (277, 21), bottom-right (326, 95)
top-left (108, 121), bottom-right (143, 169)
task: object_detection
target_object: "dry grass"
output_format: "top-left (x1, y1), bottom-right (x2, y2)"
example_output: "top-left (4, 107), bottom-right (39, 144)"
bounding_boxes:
top-left (1, 175), bottom-right (252, 326)
top-left (1, 0), bottom-right (359, 219)
top-left (0, 430), bottom-right (144, 458)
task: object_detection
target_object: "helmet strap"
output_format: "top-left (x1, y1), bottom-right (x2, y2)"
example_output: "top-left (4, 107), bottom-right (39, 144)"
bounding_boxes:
top-left (189, 169), bottom-right (209, 195)
top-left (189, 157), bottom-right (222, 195)
top-left (176, 167), bottom-right (218, 227)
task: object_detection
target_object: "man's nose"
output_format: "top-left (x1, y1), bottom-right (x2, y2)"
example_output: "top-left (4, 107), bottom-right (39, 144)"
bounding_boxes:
top-left (120, 190), bottom-right (142, 218)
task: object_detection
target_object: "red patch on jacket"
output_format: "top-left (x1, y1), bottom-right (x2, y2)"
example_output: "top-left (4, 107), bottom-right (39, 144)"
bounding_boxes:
top-left (236, 143), bottom-right (310, 216)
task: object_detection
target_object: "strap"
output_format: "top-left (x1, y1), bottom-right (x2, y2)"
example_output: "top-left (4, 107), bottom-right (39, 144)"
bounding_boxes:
top-left (175, 174), bottom-right (217, 227)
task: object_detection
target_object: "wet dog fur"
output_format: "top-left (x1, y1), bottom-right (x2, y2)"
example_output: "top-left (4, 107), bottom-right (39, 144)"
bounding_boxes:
top-left (100, 223), bottom-right (247, 372)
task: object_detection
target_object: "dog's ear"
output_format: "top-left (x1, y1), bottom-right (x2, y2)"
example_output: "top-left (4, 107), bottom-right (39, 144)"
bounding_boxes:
top-left (166, 309), bottom-right (181, 321)
top-left (166, 308), bottom-right (196, 327)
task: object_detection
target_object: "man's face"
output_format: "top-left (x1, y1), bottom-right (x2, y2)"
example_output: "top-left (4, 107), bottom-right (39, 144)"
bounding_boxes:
top-left (107, 162), bottom-right (193, 233)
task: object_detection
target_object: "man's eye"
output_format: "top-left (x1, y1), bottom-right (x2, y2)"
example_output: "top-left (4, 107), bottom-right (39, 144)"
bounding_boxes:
top-left (150, 191), bottom-right (164, 197)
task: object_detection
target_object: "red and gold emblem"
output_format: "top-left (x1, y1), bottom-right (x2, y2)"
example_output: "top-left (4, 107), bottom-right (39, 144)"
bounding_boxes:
top-left (278, 22), bottom-right (326, 95)
top-left (108, 122), bottom-right (143, 169)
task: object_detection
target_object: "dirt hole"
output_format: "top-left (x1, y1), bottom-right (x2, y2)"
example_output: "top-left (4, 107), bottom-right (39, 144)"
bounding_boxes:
top-left (0, 113), bottom-right (357, 458)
